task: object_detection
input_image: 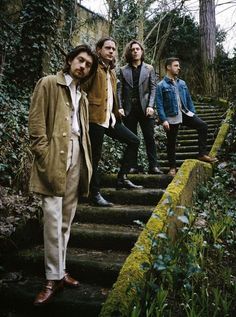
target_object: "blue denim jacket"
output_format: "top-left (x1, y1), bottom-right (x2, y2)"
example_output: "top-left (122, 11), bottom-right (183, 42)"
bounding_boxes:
top-left (156, 76), bottom-right (195, 122)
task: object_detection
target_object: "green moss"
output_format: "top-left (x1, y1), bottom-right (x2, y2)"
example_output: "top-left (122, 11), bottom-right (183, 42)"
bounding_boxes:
top-left (100, 101), bottom-right (231, 317)
top-left (99, 160), bottom-right (212, 317)
top-left (210, 108), bottom-right (234, 157)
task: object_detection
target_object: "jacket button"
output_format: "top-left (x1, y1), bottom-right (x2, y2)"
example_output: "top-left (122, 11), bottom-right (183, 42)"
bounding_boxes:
top-left (62, 132), bottom-right (67, 137)
top-left (66, 102), bottom-right (70, 106)
top-left (65, 116), bottom-right (69, 121)
top-left (60, 150), bottom-right (65, 154)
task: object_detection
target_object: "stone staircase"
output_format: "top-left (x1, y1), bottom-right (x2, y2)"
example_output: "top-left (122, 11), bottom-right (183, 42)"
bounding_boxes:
top-left (0, 102), bottom-right (226, 317)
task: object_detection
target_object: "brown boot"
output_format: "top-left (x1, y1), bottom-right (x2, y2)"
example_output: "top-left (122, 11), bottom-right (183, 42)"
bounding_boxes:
top-left (34, 280), bottom-right (64, 306)
top-left (198, 155), bottom-right (218, 163)
top-left (63, 272), bottom-right (80, 288)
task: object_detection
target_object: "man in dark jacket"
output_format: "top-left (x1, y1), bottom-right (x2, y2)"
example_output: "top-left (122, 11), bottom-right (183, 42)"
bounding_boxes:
top-left (156, 57), bottom-right (218, 176)
top-left (29, 45), bottom-right (98, 305)
top-left (83, 37), bottom-right (143, 208)
top-left (118, 40), bottom-right (162, 174)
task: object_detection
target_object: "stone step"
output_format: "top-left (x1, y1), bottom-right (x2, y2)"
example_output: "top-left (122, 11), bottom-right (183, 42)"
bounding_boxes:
top-left (198, 118), bottom-right (222, 124)
top-left (196, 108), bottom-right (225, 114)
top-left (194, 105), bottom-right (225, 111)
top-left (171, 145), bottom-right (211, 152)
top-left (160, 152), bottom-right (198, 159)
top-left (158, 159), bottom-right (185, 167)
top-left (177, 132), bottom-right (215, 140)
top-left (178, 127), bottom-right (218, 134)
top-left (69, 222), bottom-right (142, 251)
top-left (4, 246), bottom-right (128, 287)
top-left (99, 187), bottom-right (165, 205)
top-left (100, 174), bottom-right (172, 189)
top-left (176, 138), bottom-right (214, 146)
top-left (76, 204), bottom-right (154, 225)
top-left (0, 274), bottom-right (106, 317)
top-left (197, 113), bottom-right (224, 120)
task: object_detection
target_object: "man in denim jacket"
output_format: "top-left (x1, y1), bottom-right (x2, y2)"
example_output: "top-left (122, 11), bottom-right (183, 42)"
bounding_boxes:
top-left (156, 57), bottom-right (217, 176)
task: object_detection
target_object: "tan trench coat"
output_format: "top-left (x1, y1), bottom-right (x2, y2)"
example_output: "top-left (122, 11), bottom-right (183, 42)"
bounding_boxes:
top-left (28, 71), bottom-right (92, 197)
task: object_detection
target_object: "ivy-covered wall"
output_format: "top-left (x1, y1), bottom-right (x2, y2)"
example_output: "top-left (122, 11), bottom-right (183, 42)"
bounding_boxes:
top-left (72, 4), bottom-right (109, 47)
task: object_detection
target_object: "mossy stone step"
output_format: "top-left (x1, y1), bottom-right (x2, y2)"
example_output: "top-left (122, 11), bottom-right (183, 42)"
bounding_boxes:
top-left (100, 174), bottom-right (172, 189)
top-left (76, 204), bottom-right (154, 225)
top-left (70, 222), bottom-right (142, 250)
top-left (100, 187), bottom-right (165, 205)
top-left (0, 274), bottom-right (106, 317)
top-left (4, 246), bottom-right (128, 286)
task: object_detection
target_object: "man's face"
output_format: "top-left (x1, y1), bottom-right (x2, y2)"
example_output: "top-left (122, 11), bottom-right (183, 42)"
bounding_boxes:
top-left (97, 40), bottom-right (116, 62)
top-left (69, 52), bottom-right (93, 80)
top-left (168, 61), bottom-right (180, 76)
top-left (130, 43), bottom-right (143, 62)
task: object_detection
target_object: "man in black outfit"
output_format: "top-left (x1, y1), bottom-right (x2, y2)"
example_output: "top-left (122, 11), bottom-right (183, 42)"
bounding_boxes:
top-left (117, 40), bottom-right (163, 174)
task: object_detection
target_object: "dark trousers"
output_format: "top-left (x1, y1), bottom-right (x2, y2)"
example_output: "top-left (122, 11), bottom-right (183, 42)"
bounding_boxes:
top-left (167, 113), bottom-right (208, 168)
top-left (89, 121), bottom-right (140, 194)
top-left (123, 107), bottom-right (158, 169)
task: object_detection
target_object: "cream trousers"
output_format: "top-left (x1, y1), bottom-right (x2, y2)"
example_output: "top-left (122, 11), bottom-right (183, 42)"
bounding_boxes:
top-left (41, 135), bottom-right (80, 280)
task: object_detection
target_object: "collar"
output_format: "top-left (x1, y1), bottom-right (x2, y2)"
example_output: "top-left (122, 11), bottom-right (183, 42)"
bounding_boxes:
top-left (64, 73), bottom-right (80, 92)
top-left (130, 62), bottom-right (142, 69)
top-left (64, 73), bottom-right (73, 86)
top-left (99, 59), bottom-right (111, 71)
top-left (164, 75), bottom-right (179, 84)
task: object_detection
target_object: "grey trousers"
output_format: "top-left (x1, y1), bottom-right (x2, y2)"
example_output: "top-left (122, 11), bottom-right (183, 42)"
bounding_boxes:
top-left (41, 135), bottom-right (80, 280)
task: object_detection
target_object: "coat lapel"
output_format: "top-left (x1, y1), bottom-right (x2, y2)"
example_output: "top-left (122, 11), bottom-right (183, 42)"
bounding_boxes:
top-left (122, 66), bottom-right (133, 87)
top-left (139, 63), bottom-right (148, 86)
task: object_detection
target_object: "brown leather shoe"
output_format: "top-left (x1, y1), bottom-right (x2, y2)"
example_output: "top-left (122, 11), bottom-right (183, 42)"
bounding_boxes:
top-left (168, 168), bottom-right (177, 177)
top-left (63, 272), bottom-right (80, 288)
top-left (34, 280), bottom-right (64, 306)
top-left (198, 155), bottom-right (218, 163)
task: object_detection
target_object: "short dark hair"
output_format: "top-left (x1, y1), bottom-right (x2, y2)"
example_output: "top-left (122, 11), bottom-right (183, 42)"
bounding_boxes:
top-left (165, 57), bottom-right (180, 70)
top-left (95, 37), bottom-right (117, 69)
top-left (63, 44), bottom-right (98, 82)
top-left (124, 40), bottom-right (144, 64)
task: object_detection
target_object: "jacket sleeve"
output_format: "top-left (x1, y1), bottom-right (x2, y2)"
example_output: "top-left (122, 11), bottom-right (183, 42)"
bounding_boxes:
top-left (156, 84), bottom-right (167, 122)
top-left (148, 66), bottom-right (156, 108)
top-left (185, 85), bottom-right (195, 113)
top-left (117, 69), bottom-right (124, 109)
top-left (28, 78), bottom-right (49, 159)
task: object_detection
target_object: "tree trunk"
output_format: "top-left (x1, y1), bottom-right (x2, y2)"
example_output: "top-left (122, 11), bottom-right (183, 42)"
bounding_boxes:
top-left (136, 0), bottom-right (144, 42)
top-left (199, 0), bottom-right (217, 96)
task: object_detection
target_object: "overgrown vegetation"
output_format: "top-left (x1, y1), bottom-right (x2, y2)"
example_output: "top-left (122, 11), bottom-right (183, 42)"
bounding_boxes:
top-left (129, 111), bottom-right (236, 317)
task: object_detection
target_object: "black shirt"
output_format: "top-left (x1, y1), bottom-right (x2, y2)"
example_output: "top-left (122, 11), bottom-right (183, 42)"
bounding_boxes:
top-left (131, 63), bottom-right (142, 101)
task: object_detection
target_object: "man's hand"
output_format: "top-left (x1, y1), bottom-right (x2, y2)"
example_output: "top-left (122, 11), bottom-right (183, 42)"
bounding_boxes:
top-left (118, 108), bottom-right (125, 116)
top-left (162, 120), bottom-right (170, 131)
top-left (146, 107), bottom-right (154, 117)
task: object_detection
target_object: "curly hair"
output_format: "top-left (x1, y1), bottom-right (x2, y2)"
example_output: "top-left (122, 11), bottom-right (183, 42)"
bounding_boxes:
top-left (124, 40), bottom-right (144, 64)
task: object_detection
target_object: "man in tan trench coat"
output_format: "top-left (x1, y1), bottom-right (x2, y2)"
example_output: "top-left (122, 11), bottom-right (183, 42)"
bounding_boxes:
top-left (28, 45), bottom-right (98, 305)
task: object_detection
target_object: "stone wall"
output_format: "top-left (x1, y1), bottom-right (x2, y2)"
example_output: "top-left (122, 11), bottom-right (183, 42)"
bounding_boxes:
top-left (72, 4), bottom-right (109, 48)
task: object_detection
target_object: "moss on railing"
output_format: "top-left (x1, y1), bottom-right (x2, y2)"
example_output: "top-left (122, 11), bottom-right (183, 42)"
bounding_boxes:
top-left (99, 160), bottom-right (212, 317)
top-left (210, 106), bottom-right (234, 157)
top-left (100, 100), bottom-right (232, 317)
